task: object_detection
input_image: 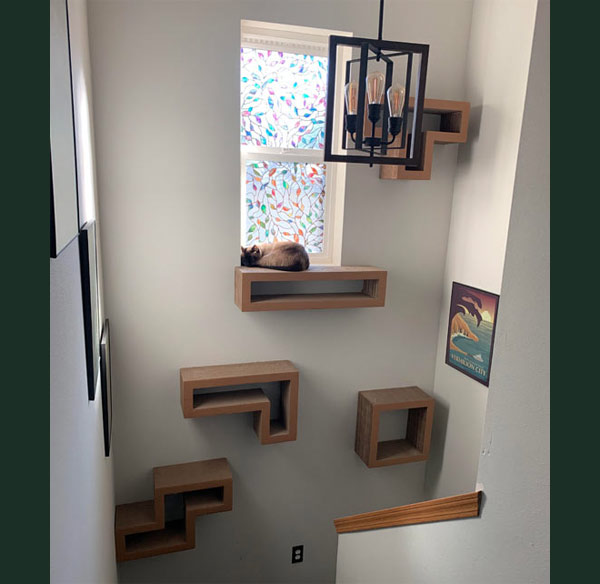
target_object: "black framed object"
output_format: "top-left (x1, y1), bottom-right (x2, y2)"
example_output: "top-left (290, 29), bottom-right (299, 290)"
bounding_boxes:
top-left (79, 221), bottom-right (100, 400)
top-left (100, 319), bottom-right (113, 457)
top-left (50, 0), bottom-right (79, 257)
top-left (324, 35), bottom-right (429, 167)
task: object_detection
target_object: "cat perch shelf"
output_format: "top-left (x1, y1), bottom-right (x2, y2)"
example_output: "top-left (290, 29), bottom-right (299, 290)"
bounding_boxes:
top-left (355, 386), bottom-right (435, 467)
top-left (234, 266), bottom-right (387, 312)
top-left (115, 458), bottom-right (233, 562)
top-left (180, 360), bottom-right (299, 444)
top-left (379, 98), bottom-right (470, 181)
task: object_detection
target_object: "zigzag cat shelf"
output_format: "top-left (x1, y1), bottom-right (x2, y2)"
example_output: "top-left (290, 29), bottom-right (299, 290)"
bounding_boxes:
top-left (379, 98), bottom-right (470, 180)
top-left (180, 360), bottom-right (299, 444)
top-left (115, 458), bottom-right (233, 562)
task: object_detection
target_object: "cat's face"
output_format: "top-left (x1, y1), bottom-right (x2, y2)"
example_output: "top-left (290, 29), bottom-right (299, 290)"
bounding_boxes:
top-left (240, 245), bottom-right (262, 266)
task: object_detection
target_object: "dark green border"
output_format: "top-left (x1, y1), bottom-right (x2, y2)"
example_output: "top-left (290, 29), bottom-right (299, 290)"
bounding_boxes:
top-left (3, 0), bottom-right (48, 581)
top-left (551, 1), bottom-right (595, 581)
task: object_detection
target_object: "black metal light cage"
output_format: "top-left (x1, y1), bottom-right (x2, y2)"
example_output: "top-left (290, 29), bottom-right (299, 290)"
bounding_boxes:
top-left (324, 36), bottom-right (429, 167)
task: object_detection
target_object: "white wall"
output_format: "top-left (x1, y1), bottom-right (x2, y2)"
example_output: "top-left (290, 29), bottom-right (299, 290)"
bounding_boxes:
top-left (426, 0), bottom-right (539, 498)
top-left (50, 2), bottom-right (117, 583)
top-left (50, 237), bottom-right (117, 584)
top-left (87, 1), bottom-right (473, 582)
top-left (336, 1), bottom-right (549, 582)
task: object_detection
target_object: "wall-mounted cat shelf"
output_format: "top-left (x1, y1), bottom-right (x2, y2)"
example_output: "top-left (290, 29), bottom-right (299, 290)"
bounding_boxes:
top-left (379, 98), bottom-right (470, 181)
top-left (355, 386), bottom-right (435, 467)
top-left (234, 266), bottom-right (387, 311)
top-left (115, 458), bottom-right (232, 562)
top-left (180, 360), bottom-right (299, 444)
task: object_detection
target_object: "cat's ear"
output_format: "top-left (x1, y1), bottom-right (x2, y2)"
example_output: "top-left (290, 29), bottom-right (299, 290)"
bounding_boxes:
top-left (251, 245), bottom-right (259, 253)
top-left (240, 246), bottom-right (245, 253)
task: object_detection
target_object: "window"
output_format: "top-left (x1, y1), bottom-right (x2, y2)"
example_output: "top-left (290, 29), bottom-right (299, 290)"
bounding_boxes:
top-left (240, 20), bottom-right (351, 265)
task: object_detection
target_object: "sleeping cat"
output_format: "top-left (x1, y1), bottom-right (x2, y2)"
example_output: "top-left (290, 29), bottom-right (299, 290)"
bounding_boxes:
top-left (240, 241), bottom-right (310, 271)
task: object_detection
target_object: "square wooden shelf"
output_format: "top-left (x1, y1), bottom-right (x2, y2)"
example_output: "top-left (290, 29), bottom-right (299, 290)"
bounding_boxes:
top-left (180, 360), bottom-right (299, 444)
top-left (234, 266), bottom-right (387, 312)
top-left (115, 458), bottom-right (233, 562)
top-left (355, 386), bottom-right (434, 468)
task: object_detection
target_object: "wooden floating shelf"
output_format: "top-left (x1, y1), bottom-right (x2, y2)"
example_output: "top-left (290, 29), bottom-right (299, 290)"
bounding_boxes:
top-left (379, 98), bottom-right (470, 181)
top-left (180, 360), bottom-right (299, 444)
top-left (334, 491), bottom-right (482, 534)
top-left (234, 266), bottom-right (387, 312)
top-left (115, 458), bottom-right (233, 562)
top-left (355, 386), bottom-right (434, 468)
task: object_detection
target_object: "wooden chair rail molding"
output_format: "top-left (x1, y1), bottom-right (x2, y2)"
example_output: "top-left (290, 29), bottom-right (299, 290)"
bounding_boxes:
top-left (379, 98), bottom-right (470, 181)
top-left (234, 265), bottom-right (387, 312)
top-left (334, 491), bottom-right (482, 534)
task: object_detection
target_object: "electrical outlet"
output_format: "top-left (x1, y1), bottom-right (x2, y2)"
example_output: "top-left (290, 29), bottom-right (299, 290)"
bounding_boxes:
top-left (291, 545), bottom-right (304, 564)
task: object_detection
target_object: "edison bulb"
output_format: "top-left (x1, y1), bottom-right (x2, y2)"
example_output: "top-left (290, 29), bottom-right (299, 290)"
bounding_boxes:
top-left (344, 81), bottom-right (358, 115)
top-left (387, 84), bottom-right (406, 117)
top-left (366, 71), bottom-right (385, 105)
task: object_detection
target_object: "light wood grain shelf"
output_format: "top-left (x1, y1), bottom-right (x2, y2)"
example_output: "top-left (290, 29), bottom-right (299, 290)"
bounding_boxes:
top-left (355, 386), bottom-right (435, 467)
top-left (115, 458), bottom-right (233, 562)
top-left (180, 360), bottom-right (299, 444)
top-left (379, 98), bottom-right (470, 181)
top-left (334, 491), bottom-right (482, 533)
top-left (234, 266), bottom-right (387, 312)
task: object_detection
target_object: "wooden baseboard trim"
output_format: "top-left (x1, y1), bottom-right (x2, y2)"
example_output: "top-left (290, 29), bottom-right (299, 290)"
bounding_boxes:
top-left (334, 491), bottom-right (482, 534)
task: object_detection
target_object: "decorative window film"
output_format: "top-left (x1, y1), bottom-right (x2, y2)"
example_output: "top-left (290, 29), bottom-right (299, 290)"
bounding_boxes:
top-left (240, 21), bottom-right (350, 264)
top-left (245, 161), bottom-right (326, 253)
top-left (240, 48), bottom-right (327, 150)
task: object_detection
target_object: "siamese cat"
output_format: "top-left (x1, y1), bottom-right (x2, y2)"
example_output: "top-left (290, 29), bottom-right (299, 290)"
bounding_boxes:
top-left (240, 241), bottom-right (310, 271)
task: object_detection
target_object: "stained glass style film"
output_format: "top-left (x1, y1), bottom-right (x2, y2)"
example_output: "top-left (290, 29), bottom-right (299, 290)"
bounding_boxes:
top-left (241, 48), bottom-right (327, 150)
top-left (244, 161), bottom-right (326, 253)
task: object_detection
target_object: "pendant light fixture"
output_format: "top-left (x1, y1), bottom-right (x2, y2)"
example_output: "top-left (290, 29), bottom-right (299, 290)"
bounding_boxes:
top-left (324, 0), bottom-right (429, 167)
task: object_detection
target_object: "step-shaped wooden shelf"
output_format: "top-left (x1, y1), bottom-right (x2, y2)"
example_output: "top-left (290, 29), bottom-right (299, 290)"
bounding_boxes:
top-left (379, 98), bottom-right (470, 181)
top-left (355, 386), bottom-right (435, 467)
top-left (115, 458), bottom-right (232, 562)
top-left (234, 265), bottom-right (387, 312)
top-left (180, 360), bottom-right (299, 444)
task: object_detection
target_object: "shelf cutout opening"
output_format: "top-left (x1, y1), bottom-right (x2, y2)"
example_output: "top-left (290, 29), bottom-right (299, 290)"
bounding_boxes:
top-left (251, 279), bottom-right (365, 296)
top-left (376, 407), bottom-right (429, 463)
top-left (124, 520), bottom-right (187, 555)
top-left (192, 381), bottom-right (283, 422)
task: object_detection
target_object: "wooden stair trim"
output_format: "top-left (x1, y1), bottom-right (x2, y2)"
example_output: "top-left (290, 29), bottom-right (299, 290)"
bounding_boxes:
top-left (115, 458), bottom-right (233, 561)
top-left (180, 360), bottom-right (299, 444)
top-left (379, 98), bottom-right (470, 181)
top-left (334, 491), bottom-right (481, 534)
top-left (235, 266), bottom-right (387, 311)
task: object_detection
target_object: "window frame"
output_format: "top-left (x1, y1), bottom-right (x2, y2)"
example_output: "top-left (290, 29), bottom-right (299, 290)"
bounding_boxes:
top-left (240, 20), bottom-right (352, 265)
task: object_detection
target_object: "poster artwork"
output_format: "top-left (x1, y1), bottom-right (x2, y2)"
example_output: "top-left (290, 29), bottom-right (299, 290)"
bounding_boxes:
top-left (445, 282), bottom-right (500, 387)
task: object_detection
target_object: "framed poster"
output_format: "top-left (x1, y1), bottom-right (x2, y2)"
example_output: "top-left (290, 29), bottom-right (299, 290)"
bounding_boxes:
top-left (100, 319), bottom-right (112, 457)
top-left (445, 282), bottom-right (500, 387)
top-left (79, 220), bottom-right (100, 400)
top-left (50, 0), bottom-right (79, 257)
